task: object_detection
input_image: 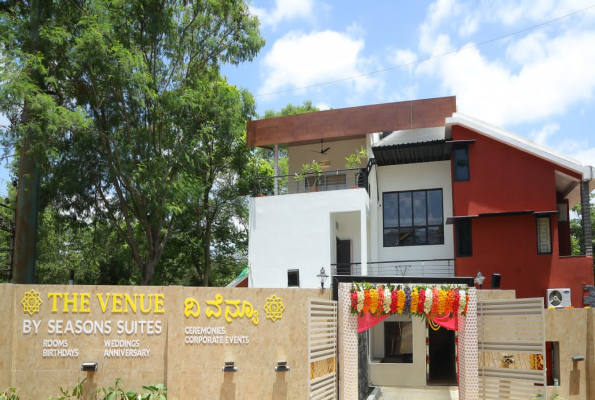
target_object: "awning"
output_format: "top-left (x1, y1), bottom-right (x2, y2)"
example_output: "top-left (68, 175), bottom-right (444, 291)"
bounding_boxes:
top-left (446, 210), bottom-right (558, 224)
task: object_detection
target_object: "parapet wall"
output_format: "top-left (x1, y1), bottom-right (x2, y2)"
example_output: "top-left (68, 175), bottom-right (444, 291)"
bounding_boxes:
top-left (0, 284), bottom-right (330, 400)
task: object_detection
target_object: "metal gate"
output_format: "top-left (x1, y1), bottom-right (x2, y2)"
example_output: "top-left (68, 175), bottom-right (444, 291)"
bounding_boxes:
top-left (477, 298), bottom-right (546, 400)
top-left (308, 298), bottom-right (338, 400)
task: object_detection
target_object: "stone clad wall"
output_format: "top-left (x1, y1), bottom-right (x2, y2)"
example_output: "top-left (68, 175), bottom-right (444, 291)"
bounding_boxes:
top-left (2, 284), bottom-right (330, 400)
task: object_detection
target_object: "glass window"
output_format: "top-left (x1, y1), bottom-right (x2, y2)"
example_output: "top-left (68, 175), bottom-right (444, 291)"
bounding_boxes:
top-left (383, 189), bottom-right (444, 247)
top-left (384, 321), bottom-right (413, 363)
top-left (537, 216), bottom-right (552, 254)
top-left (456, 219), bottom-right (473, 257)
top-left (453, 146), bottom-right (470, 181)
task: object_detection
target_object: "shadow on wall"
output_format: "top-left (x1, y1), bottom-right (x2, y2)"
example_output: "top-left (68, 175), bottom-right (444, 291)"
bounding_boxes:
top-left (220, 372), bottom-right (236, 400)
top-left (272, 371), bottom-right (288, 399)
top-left (569, 363), bottom-right (580, 396)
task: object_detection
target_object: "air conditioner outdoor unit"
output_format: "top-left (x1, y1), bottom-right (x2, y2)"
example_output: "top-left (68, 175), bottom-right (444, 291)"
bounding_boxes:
top-left (546, 288), bottom-right (571, 308)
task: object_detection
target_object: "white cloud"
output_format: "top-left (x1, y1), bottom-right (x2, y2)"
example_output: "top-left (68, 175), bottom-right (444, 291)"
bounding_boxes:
top-left (416, 27), bottom-right (595, 126)
top-left (316, 102), bottom-right (331, 111)
top-left (259, 29), bottom-right (380, 96)
top-left (251, 0), bottom-right (314, 28)
top-left (573, 146), bottom-right (595, 168)
top-left (392, 49), bottom-right (418, 67)
top-left (530, 123), bottom-right (559, 145)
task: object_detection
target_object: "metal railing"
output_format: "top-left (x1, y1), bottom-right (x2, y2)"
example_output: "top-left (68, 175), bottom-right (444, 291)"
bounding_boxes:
top-left (252, 168), bottom-right (366, 196)
top-left (330, 259), bottom-right (455, 278)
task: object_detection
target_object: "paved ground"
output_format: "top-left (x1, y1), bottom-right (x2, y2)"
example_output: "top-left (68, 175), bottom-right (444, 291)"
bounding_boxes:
top-left (376, 386), bottom-right (459, 400)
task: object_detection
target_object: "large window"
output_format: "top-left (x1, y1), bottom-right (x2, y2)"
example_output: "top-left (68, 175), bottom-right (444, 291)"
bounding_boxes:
top-left (383, 189), bottom-right (444, 247)
top-left (536, 216), bottom-right (552, 254)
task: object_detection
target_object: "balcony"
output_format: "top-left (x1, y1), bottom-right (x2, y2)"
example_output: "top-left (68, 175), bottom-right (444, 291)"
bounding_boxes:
top-left (331, 259), bottom-right (455, 278)
top-left (253, 168), bottom-right (367, 196)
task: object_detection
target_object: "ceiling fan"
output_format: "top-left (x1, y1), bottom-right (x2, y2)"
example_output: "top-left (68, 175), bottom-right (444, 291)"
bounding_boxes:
top-left (312, 139), bottom-right (331, 154)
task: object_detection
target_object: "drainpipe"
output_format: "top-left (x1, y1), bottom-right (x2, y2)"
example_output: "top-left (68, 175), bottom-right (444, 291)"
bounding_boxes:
top-left (274, 144), bottom-right (279, 196)
top-left (581, 166), bottom-right (593, 256)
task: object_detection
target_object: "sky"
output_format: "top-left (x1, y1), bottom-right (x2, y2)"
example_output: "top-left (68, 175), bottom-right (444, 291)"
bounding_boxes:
top-left (1, 0), bottom-right (595, 198)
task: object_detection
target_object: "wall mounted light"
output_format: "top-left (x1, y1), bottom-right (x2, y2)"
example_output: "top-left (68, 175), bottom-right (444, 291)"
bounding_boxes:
top-left (81, 362), bottom-right (98, 372)
top-left (275, 361), bottom-right (290, 372)
top-left (317, 267), bottom-right (329, 289)
top-left (222, 361), bottom-right (237, 372)
top-left (474, 270), bottom-right (485, 289)
top-left (571, 356), bottom-right (584, 362)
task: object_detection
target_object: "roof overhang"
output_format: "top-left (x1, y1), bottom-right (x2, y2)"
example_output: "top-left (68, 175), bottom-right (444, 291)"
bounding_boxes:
top-left (247, 96), bottom-right (456, 148)
top-left (446, 210), bottom-right (558, 224)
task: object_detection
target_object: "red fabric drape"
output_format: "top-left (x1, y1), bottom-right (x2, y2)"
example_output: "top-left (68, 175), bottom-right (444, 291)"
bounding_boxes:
top-left (432, 314), bottom-right (458, 330)
top-left (357, 313), bottom-right (389, 333)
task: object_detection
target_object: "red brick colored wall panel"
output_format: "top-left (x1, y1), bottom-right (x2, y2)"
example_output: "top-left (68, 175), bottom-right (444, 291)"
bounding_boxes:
top-left (452, 126), bottom-right (559, 216)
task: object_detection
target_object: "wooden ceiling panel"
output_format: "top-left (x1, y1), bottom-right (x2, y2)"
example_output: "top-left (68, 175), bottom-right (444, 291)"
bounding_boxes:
top-left (246, 96), bottom-right (456, 147)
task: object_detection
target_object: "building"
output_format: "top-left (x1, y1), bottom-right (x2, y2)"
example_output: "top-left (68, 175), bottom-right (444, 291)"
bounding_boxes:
top-left (244, 96), bottom-right (594, 388)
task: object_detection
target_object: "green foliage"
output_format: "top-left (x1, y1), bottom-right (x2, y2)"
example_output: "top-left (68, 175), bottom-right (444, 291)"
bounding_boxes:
top-left (47, 378), bottom-right (86, 400)
top-left (0, 387), bottom-right (20, 400)
top-left (570, 193), bottom-right (595, 277)
top-left (262, 100), bottom-right (322, 119)
top-left (294, 160), bottom-right (322, 183)
top-left (345, 145), bottom-right (367, 169)
top-left (90, 379), bottom-right (168, 400)
top-left (1, 0), bottom-right (266, 285)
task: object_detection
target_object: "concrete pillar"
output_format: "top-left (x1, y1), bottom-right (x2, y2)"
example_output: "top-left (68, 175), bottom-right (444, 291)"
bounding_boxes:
top-left (360, 208), bottom-right (367, 276)
top-left (580, 181), bottom-right (593, 256)
top-left (274, 144), bottom-right (279, 196)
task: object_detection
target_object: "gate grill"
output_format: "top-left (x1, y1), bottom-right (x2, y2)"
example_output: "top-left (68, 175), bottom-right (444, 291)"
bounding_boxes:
top-left (308, 298), bottom-right (337, 400)
top-left (477, 298), bottom-right (546, 400)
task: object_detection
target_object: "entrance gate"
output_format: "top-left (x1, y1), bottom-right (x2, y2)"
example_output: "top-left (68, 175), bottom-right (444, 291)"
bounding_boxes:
top-left (308, 298), bottom-right (338, 399)
top-left (477, 298), bottom-right (546, 400)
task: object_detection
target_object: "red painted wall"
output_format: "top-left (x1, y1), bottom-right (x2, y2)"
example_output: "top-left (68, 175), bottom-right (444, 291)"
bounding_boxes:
top-left (452, 126), bottom-right (593, 307)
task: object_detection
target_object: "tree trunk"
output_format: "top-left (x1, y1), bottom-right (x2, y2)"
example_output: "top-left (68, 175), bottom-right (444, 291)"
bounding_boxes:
top-left (203, 217), bottom-right (212, 286)
top-left (141, 258), bottom-right (157, 286)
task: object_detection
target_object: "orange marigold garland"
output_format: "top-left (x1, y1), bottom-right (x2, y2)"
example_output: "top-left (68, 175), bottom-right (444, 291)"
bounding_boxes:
top-left (438, 289), bottom-right (446, 315)
top-left (377, 286), bottom-right (385, 315)
top-left (464, 295), bottom-right (470, 314)
top-left (396, 289), bottom-right (406, 314)
top-left (369, 288), bottom-right (378, 315)
top-left (431, 287), bottom-right (440, 316)
top-left (363, 289), bottom-right (371, 313)
top-left (410, 288), bottom-right (419, 315)
top-left (444, 289), bottom-right (454, 315)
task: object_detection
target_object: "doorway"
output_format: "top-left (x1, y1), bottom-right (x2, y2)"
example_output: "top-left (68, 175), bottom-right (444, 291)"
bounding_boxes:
top-left (427, 323), bottom-right (457, 385)
top-left (336, 238), bottom-right (351, 275)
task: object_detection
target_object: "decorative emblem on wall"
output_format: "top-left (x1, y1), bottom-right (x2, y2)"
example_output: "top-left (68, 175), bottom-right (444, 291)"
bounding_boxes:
top-left (21, 289), bottom-right (42, 316)
top-left (263, 295), bottom-right (285, 322)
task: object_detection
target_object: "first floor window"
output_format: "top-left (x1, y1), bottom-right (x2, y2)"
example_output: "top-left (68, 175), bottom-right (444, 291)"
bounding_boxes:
top-left (383, 189), bottom-right (444, 247)
top-left (456, 219), bottom-right (473, 257)
top-left (536, 216), bottom-right (552, 254)
top-left (287, 270), bottom-right (300, 287)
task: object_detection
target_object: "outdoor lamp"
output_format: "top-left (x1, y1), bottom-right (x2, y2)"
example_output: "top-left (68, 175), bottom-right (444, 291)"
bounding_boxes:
top-left (81, 362), bottom-right (98, 372)
top-left (474, 270), bottom-right (485, 289)
top-left (275, 361), bottom-right (290, 372)
top-left (317, 267), bottom-right (329, 289)
top-left (222, 361), bottom-right (237, 372)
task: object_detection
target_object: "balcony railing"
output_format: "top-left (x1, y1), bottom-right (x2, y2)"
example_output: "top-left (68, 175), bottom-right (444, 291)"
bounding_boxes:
top-left (331, 259), bottom-right (455, 278)
top-left (253, 168), bottom-right (367, 196)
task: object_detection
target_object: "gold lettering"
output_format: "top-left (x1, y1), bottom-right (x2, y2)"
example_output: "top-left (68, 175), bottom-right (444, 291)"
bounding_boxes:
top-left (224, 300), bottom-right (243, 322)
top-left (79, 293), bottom-right (91, 313)
top-left (206, 294), bottom-right (223, 318)
top-left (242, 301), bottom-right (254, 319)
top-left (97, 294), bottom-right (111, 313)
top-left (139, 294), bottom-right (153, 314)
top-left (63, 293), bottom-right (78, 313)
top-left (184, 298), bottom-right (200, 318)
top-left (48, 293), bottom-right (62, 313)
top-left (154, 294), bottom-right (165, 314)
top-left (124, 294), bottom-right (138, 313)
top-left (112, 294), bottom-right (123, 313)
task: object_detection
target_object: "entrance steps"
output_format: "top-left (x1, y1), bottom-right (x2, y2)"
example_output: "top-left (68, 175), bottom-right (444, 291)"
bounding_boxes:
top-left (374, 386), bottom-right (459, 400)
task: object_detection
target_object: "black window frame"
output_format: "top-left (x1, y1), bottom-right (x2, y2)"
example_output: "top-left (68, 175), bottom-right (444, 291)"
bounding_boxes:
top-left (453, 145), bottom-right (470, 182)
top-left (536, 216), bottom-right (552, 254)
top-left (382, 189), bottom-right (444, 247)
top-left (287, 269), bottom-right (300, 287)
top-left (455, 218), bottom-right (473, 257)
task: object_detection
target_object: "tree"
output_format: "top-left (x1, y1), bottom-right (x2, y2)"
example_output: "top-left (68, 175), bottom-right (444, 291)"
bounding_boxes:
top-left (2, 0), bottom-right (265, 285)
top-left (570, 193), bottom-right (594, 276)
